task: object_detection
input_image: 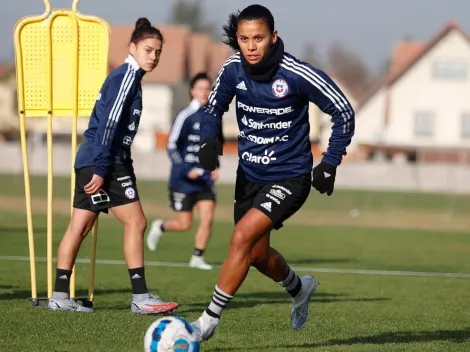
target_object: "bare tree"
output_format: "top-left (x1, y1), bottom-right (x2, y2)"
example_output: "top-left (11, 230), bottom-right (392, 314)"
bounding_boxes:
top-left (327, 42), bottom-right (371, 99)
top-left (169, 0), bottom-right (216, 35)
top-left (301, 42), bottom-right (322, 68)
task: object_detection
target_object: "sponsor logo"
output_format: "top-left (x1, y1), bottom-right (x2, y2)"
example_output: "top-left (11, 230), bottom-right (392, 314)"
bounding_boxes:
top-left (91, 190), bottom-right (110, 205)
top-left (123, 136), bottom-right (133, 145)
top-left (187, 144), bottom-right (200, 153)
top-left (266, 193), bottom-right (280, 204)
top-left (272, 184), bottom-right (292, 195)
top-left (241, 115), bottom-right (292, 130)
top-left (239, 131), bottom-right (288, 144)
top-left (241, 150), bottom-right (276, 164)
top-left (184, 153), bottom-right (199, 163)
top-left (237, 101), bottom-right (293, 115)
top-left (269, 188), bottom-right (286, 200)
top-left (188, 134), bottom-right (200, 142)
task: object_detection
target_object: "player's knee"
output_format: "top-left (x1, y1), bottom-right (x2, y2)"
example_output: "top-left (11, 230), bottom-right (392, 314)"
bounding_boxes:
top-left (125, 216), bottom-right (147, 234)
top-left (179, 218), bottom-right (192, 231)
top-left (138, 217), bottom-right (148, 233)
top-left (229, 228), bottom-right (253, 253)
top-left (69, 219), bottom-right (94, 239)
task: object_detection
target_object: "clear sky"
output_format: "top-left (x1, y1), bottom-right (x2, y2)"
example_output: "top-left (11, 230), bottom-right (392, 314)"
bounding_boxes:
top-left (3, 0), bottom-right (470, 73)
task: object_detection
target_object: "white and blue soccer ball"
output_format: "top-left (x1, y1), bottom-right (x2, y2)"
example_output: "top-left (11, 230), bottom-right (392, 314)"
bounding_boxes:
top-left (144, 316), bottom-right (200, 352)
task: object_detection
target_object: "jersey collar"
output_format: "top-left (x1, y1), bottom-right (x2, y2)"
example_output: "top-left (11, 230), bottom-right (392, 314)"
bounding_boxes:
top-left (125, 55), bottom-right (146, 78)
top-left (190, 98), bottom-right (201, 110)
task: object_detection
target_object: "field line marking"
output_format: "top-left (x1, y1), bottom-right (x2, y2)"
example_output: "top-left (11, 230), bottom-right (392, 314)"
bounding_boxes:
top-left (1, 255), bottom-right (469, 279)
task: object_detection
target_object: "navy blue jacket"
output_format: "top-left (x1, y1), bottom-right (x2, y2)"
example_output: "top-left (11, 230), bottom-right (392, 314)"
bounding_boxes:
top-left (199, 51), bottom-right (355, 183)
top-left (167, 99), bottom-right (214, 194)
top-left (75, 55), bottom-right (145, 178)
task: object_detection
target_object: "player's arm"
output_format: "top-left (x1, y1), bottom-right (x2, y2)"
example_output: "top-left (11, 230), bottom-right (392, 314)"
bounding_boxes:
top-left (299, 66), bottom-right (355, 166)
top-left (298, 64), bottom-right (355, 196)
top-left (198, 60), bottom-right (237, 170)
top-left (94, 72), bottom-right (135, 178)
top-left (167, 116), bottom-right (195, 177)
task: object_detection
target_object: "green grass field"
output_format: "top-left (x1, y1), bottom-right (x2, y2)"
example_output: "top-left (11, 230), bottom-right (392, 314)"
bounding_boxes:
top-left (0, 173), bottom-right (469, 351)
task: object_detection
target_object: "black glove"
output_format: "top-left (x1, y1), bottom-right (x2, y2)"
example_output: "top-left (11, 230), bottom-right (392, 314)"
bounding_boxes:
top-left (311, 161), bottom-right (337, 196)
top-left (199, 138), bottom-right (223, 171)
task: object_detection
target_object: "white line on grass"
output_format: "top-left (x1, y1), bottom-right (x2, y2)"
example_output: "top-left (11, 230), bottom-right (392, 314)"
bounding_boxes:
top-left (1, 255), bottom-right (469, 279)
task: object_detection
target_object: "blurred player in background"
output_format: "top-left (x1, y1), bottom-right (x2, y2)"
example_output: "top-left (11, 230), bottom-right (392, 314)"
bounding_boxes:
top-left (146, 73), bottom-right (220, 270)
top-left (48, 18), bottom-right (179, 315)
top-left (190, 4), bottom-right (355, 341)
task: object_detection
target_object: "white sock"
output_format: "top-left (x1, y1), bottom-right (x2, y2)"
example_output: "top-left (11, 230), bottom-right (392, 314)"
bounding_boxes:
top-left (205, 285), bottom-right (233, 318)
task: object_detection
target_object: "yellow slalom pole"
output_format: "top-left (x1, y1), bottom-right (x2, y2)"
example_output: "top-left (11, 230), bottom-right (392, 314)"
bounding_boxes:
top-left (45, 6), bottom-right (54, 300)
top-left (69, 10), bottom-right (79, 301)
top-left (19, 114), bottom-right (37, 303)
top-left (46, 113), bottom-right (54, 299)
top-left (88, 218), bottom-right (99, 303)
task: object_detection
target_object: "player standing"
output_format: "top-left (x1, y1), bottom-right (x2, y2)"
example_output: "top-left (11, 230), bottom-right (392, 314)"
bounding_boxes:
top-left (48, 18), bottom-right (179, 315)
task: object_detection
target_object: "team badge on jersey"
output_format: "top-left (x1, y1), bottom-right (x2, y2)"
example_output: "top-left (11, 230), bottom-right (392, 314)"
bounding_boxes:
top-left (125, 187), bottom-right (136, 199)
top-left (272, 79), bottom-right (289, 98)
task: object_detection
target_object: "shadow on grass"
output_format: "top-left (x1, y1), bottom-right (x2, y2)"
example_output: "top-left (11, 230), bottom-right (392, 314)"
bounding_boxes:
top-left (214, 328), bottom-right (470, 350)
top-left (176, 291), bottom-right (389, 314)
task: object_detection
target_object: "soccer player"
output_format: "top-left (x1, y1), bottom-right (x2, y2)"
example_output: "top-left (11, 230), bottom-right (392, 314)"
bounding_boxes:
top-left (190, 4), bottom-right (355, 341)
top-left (47, 18), bottom-right (179, 315)
top-left (146, 73), bottom-right (218, 270)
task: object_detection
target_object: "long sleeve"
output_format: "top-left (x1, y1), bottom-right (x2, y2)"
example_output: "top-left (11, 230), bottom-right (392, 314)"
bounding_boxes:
top-left (93, 70), bottom-right (135, 177)
top-left (167, 110), bottom-right (189, 164)
top-left (200, 55), bottom-right (238, 142)
top-left (298, 65), bottom-right (355, 166)
top-left (167, 112), bottom-right (193, 176)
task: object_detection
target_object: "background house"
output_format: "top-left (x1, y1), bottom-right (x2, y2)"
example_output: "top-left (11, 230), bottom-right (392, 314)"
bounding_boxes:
top-left (355, 21), bottom-right (470, 164)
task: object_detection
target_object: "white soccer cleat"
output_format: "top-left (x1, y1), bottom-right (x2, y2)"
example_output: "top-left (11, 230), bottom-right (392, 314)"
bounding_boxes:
top-left (291, 275), bottom-right (319, 330)
top-left (147, 219), bottom-right (164, 251)
top-left (189, 255), bottom-right (213, 270)
top-left (48, 296), bottom-right (94, 313)
top-left (191, 311), bottom-right (220, 342)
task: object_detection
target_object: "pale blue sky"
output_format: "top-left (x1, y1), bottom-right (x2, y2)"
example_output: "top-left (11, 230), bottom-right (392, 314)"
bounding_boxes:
top-left (3, 0), bottom-right (470, 73)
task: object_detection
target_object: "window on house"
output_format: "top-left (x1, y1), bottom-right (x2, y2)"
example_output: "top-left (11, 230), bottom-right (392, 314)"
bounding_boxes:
top-left (414, 112), bottom-right (434, 137)
top-left (461, 114), bottom-right (470, 138)
top-left (433, 60), bottom-right (468, 79)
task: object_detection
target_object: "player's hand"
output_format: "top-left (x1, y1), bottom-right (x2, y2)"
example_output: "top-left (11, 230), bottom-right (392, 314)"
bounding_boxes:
top-left (187, 168), bottom-right (201, 180)
top-left (211, 170), bottom-right (219, 181)
top-left (199, 138), bottom-right (222, 171)
top-left (311, 161), bottom-right (337, 196)
top-left (84, 174), bottom-right (104, 195)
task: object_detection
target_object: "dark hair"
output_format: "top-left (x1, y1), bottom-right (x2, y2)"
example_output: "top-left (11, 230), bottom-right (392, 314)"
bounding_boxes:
top-left (130, 17), bottom-right (164, 44)
top-left (222, 4), bottom-right (275, 51)
top-left (190, 72), bottom-right (211, 89)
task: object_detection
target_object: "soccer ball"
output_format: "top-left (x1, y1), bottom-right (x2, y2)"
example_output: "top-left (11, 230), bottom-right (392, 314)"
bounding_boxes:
top-left (144, 316), bottom-right (200, 352)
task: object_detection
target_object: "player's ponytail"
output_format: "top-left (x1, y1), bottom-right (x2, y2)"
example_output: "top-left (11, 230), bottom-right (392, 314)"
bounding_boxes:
top-left (222, 12), bottom-right (240, 51)
top-left (130, 17), bottom-right (164, 44)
